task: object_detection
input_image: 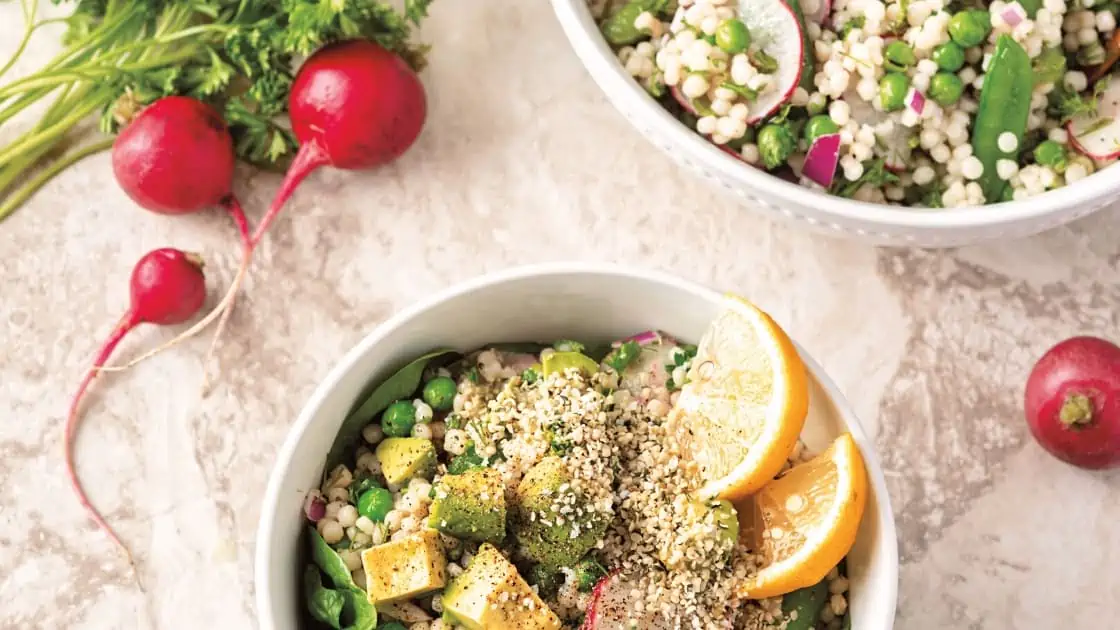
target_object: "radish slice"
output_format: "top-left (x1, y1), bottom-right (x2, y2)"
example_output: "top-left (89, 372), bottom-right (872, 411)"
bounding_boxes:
top-left (802, 133), bottom-right (841, 187)
top-left (583, 573), bottom-right (674, 629)
top-left (670, 85), bottom-right (700, 116)
top-left (1001, 4), bottom-right (1026, 26)
top-left (1068, 74), bottom-right (1120, 159)
top-left (738, 0), bottom-right (805, 123)
top-left (617, 330), bottom-right (668, 346)
top-left (905, 88), bottom-right (926, 116)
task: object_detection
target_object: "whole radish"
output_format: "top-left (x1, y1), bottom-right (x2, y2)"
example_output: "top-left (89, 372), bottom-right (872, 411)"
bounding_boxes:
top-left (112, 96), bottom-right (251, 247)
top-left (104, 40), bottom-right (427, 378)
top-left (67, 248), bottom-right (208, 564)
top-left (1024, 336), bottom-right (1120, 469)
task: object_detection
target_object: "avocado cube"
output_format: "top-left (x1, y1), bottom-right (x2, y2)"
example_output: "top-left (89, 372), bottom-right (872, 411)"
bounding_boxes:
top-left (429, 468), bottom-right (506, 544)
top-left (511, 457), bottom-right (608, 567)
top-left (441, 543), bottom-right (561, 630)
top-left (375, 437), bottom-right (436, 486)
top-left (361, 529), bottom-right (447, 604)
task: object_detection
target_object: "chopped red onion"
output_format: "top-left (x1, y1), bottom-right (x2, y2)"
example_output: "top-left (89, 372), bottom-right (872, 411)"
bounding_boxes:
top-left (802, 133), bottom-right (842, 188)
top-left (303, 490), bottom-right (326, 523)
top-left (1002, 4), bottom-right (1026, 26)
top-left (906, 88), bottom-right (926, 115)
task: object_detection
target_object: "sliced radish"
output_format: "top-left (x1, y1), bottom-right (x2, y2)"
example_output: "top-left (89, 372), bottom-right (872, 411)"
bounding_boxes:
top-left (670, 85), bottom-right (700, 116)
top-left (905, 88), bottom-right (926, 116)
top-left (1068, 75), bottom-right (1120, 159)
top-left (802, 133), bottom-right (841, 187)
top-left (738, 0), bottom-right (805, 123)
top-left (582, 572), bottom-right (674, 630)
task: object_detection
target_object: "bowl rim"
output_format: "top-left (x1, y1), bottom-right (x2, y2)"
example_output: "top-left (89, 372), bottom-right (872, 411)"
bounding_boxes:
top-left (550, 0), bottom-right (1114, 232)
top-left (254, 262), bottom-right (899, 629)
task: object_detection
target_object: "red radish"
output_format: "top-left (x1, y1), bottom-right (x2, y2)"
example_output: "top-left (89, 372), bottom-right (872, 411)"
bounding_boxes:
top-left (1024, 336), bottom-right (1120, 469)
top-left (739, 0), bottom-right (805, 123)
top-left (112, 96), bottom-right (251, 248)
top-left (102, 40), bottom-right (427, 377)
top-left (802, 132), bottom-right (841, 187)
top-left (583, 572), bottom-right (673, 629)
top-left (1067, 75), bottom-right (1120, 159)
top-left (67, 248), bottom-right (208, 563)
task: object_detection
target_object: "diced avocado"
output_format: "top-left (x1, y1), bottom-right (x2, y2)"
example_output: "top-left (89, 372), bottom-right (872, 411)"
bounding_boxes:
top-left (361, 529), bottom-right (447, 604)
top-left (658, 498), bottom-right (739, 569)
top-left (441, 543), bottom-right (561, 630)
top-left (511, 457), bottom-right (608, 567)
top-left (428, 468), bottom-right (506, 544)
top-left (375, 437), bottom-right (436, 486)
top-left (541, 351), bottom-right (598, 376)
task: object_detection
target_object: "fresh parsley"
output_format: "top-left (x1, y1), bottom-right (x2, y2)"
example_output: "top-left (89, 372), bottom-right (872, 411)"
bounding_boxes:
top-left (831, 158), bottom-right (900, 198)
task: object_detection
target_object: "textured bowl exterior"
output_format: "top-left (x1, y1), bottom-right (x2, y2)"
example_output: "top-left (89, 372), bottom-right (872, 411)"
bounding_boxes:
top-left (255, 265), bottom-right (898, 630)
top-left (551, 0), bottom-right (1117, 247)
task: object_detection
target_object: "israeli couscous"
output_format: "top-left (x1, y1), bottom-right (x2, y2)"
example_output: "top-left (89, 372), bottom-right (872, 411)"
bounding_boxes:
top-left (592, 0), bottom-right (1120, 207)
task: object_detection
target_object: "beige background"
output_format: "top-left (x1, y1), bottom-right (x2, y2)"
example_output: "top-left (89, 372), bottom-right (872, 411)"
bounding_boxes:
top-left (2, 1), bottom-right (1119, 628)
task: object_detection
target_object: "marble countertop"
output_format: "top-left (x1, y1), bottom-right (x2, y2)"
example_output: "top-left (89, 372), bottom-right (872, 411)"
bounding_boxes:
top-left (2, 2), bottom-right (1119, 628)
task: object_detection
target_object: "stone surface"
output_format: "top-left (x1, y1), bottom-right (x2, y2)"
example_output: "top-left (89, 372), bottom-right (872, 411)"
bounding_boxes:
top-left (2, 2), bottom-right (1119, 629)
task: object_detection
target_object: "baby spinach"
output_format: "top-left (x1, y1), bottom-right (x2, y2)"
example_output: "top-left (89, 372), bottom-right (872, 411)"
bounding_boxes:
top-left (326, 349), bottom-right (456, 471)
top-left (775, 577), bottom-right (829, 630)
top-left (310, 527), bottom-right (361, 591)
top-left (304, 565), bottom-right (345, 629)
top-left (306, 528), bottom-right (378, 630)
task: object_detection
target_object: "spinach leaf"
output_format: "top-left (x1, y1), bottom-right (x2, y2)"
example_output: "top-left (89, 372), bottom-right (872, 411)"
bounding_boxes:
top-left (326, 349), bottom-right (456, 471)
top-left (303, 565), bottom-right (344, 629)
top-left (339, 590), bottom-right (378, 630)
top-left (309, 527), bottom-right (361, 592)
top-left (777, 578), bottom-right (829, 630)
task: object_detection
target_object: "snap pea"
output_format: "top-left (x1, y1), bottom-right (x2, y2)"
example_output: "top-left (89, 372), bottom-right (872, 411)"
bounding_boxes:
top-left (773, 578), bottom-right (829, 630)
top-left (973, 35), bottom-right (1032, 202)
top-left (784, 0), bottom-right (817, 92)
top-left (600, 0), bottom-right (669, 45)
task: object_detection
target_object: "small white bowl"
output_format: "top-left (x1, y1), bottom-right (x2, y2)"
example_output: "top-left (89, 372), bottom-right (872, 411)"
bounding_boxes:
top-left (550, 0), bottom-right (1116, 247)
top-left (254, 264), bottom-right (899, 629)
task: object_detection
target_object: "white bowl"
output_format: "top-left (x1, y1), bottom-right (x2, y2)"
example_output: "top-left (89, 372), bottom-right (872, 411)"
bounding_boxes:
top-left (550, 0), bottom-right (1116, 247)
top-left (255, 264), bottom-right (899, 629)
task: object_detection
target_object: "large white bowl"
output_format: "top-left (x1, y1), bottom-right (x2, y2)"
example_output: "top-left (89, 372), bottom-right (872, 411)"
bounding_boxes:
top-left (255, 264), bottom-right (899, 629)
top-left (551, 0), bottom-right (1117, 247)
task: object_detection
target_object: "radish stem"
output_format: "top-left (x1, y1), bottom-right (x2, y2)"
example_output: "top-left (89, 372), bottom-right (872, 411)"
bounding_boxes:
top-left (65, 312), bottom-right (139, 568)
top-left (0, 138), bottom-right (113, 221)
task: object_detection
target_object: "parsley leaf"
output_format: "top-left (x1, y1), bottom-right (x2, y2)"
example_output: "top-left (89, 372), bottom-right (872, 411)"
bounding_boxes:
top-left (831, 158), bottom-right (899, 198)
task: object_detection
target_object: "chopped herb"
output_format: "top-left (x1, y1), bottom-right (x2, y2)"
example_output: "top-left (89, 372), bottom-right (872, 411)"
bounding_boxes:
top-left (831, 158), bottom-right (900, 198)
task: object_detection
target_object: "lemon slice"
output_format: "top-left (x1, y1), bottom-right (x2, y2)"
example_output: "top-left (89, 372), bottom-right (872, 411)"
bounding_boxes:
top-left (737, 433), bottom-right (868, 599)
top-left (542, 351), bottom-right (599, 376)
top-left (670, 294), bottom-right (809, 500)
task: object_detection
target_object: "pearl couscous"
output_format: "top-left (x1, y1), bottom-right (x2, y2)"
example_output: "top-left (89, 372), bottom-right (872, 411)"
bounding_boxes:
top-left (300, 334), bottom-right (857, 629)
top-left (593, 0), bottom-right (1120, 207)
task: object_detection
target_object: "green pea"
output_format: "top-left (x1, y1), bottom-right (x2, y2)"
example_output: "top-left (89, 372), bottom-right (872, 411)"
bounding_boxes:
top-left (932, 42), bottom-right (966, 71)
top-left (757, 123), bottom-right (795, 170)
top-left (928, 72), bottom-right (965, 105)
top-left (715, 18), bottom-right (752, 53)
top-left (803, 115), bottom-right (840, 145)
top-left (357, 486), bottom-right (393, 522)
top-left (948, 10), bottom-right (991, 48)
top-left (884, 41), bottom-right (917, 69)
top-left (422, 376), bottom-right (457, 412)
top-left (575, 557), bottom-right (608, 592)
top-left (1034, 139), bottom-right (1067, 168)
top-left (377, 623), bottom-right (408, 630)
top-left (381, 400), bottom-right (416, 437)
top-left (879, 72), bottom-right (910, 111)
